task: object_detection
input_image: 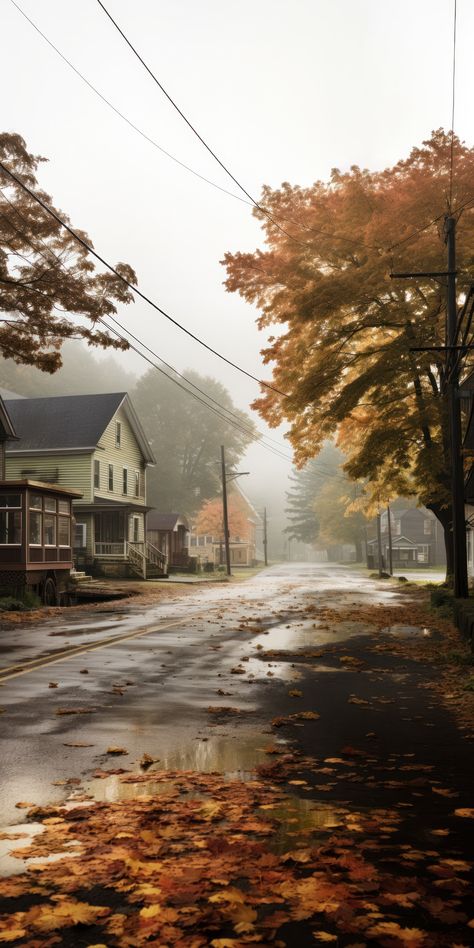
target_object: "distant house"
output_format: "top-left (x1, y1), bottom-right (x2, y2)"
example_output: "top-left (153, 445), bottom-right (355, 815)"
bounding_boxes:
top-left (4, 392), bottom-right (164, 578)
top-left (146, 512), bottom-right (190, 571)
top-left (367, 507), bottom-right (445, 570)
top-left (190, 484), bottom-right (263, 567)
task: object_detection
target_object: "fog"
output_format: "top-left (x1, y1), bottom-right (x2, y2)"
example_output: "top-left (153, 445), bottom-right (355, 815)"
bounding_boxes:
top-left (2, 0), bottom-right (474, 540)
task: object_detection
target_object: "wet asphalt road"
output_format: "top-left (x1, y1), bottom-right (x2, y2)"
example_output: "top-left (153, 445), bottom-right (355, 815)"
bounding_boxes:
top-left (0, 561), bottom-right (472, 872)
top-left (0, 562), bottom-right (397, 827)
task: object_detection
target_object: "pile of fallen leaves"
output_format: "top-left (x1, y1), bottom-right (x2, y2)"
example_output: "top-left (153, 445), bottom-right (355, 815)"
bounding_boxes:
top-left (1, 770), bottom-right (473, 947)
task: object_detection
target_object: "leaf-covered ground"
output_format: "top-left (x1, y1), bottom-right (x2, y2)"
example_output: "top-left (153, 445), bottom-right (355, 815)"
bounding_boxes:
top-left (1, 581), bottom-right (473, 946)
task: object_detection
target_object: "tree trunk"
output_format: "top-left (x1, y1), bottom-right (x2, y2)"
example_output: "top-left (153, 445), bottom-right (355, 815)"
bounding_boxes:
top-left (427, 502), bottom-right (453, 586)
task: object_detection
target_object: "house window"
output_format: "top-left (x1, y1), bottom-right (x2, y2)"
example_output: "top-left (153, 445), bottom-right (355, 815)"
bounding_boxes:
top-left (418, 544), bottom-right (429, 563)
top-left (115, 421), bottom-right (121, 448)
top-left (44, 514), bottom-right (56, 546)
top-left (94, 460), bottom-right (100, 489)
top-left (123, 468), bottom-right (128, 495)
top-left (0, 494), bottom-right (21, 545)
top-left (190, 535), bottom-right (197, 547)
top-left (29, 510), bottom-right (42, 545)
top-left (134, 470), bottom-right (140, 498)
top-left (423, 519), bottom-right (432, 535)
top-left (44, 497), bottom-right (57, 513)
top-left (29, 494), bottom-right (42, 510)
top-left (74, 523), bottom-right (87, 549)
top-left (58, 499), bottom-right (70, 516)
top-left (58, 517), bottom-right (70, 547)
top-left (393, 520), bottom-right (401, 536)
top-left (133, 517), bottom-right (139, 542)
top-left (108, 464), bottom-right (114, 491)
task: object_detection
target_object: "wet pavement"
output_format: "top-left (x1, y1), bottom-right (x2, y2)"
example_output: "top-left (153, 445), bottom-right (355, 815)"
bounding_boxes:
top-left (0, 562), bottom-right (402, 828)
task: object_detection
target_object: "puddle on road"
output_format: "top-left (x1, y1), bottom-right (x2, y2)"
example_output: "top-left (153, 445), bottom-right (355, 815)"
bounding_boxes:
top-left (252, 618), bottom-right (372, 652)
top-left (85, 731), bottom-right (292, 803)
top-left (0, 822), bottom-right (80, 877)
top-left (381, 624), bottom-right (433, 638)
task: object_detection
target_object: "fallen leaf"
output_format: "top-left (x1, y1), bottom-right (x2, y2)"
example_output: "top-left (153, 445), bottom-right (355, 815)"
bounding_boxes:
top-left (454, 808), bottom-right (474, 818)
top-left (106, 747), bottom-right (128, 756)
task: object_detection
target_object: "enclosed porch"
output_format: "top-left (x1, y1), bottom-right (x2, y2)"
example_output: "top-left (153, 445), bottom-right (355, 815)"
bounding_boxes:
top-left (74, 501), bottom-right (166, 578)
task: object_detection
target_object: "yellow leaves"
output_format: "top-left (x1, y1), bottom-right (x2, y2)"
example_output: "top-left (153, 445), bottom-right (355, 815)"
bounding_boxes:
top-left (139, 904), bottom-right (162, 919)
top-left (0, 929), bottom-right (26, 943)
top-left (33, 900), bottom-right (110, 931)
top-left (313, 934), bottom-right (337, 943)
top-left (209, 888), bottom-right (246, 905)
top-left (348, 696), bottom-right (370, 706)
top-left (288, 689), bottom-right (303, 697)
top-left (366, 921), bottom-right (426, 945)
top-left (454, 808), bottom-right (474, 818)
top-left (431, 787), bottom-right (458, 798)
top-left (282, 849), bottom-right (313, 863)
top-left (106, 746), bottom-right (128, 755)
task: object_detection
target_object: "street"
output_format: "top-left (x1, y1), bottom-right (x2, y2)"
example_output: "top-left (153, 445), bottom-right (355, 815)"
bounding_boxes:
top-left (0, 562), bottom-right (473, 945)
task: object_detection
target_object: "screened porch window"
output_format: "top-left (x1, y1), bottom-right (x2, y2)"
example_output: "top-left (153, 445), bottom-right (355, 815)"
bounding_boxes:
top-left (0, 494), bottom-right (21, 545)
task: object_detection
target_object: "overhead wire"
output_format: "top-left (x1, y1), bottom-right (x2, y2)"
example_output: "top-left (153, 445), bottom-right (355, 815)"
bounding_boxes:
top-left (9, 0), bottom-right (250, 208)
top-left (0, 189), bottom-right (349, 481)
top-left (0, 158), bottom-right (287, 397)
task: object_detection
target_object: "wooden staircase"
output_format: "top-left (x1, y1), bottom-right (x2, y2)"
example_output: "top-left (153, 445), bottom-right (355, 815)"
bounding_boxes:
top-left (129, 541), bottom-right (167, 579)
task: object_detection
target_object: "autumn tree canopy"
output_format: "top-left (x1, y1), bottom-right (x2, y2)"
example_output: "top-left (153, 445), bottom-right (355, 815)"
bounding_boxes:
top-left (223, 130), bottom-right (474, 562)
top-left (0, 133), bottom-right (136, 372)
top-left (195, 493), bottom-right (249, 541)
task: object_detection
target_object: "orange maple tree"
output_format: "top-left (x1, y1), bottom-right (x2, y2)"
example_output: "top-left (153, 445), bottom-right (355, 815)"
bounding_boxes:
top-left (195, 493), bottom-right (249, 540)
top-left (222, 130), bottom-right (474, 574)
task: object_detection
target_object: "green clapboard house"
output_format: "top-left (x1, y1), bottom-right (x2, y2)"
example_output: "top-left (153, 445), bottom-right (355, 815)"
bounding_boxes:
top-left (3, 392), bottom-right (165, 578)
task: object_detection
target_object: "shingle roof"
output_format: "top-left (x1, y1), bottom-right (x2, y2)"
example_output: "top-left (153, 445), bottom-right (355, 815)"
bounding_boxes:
top-left (4, 392), bottom-right (126, 452)
top-left (147, 512), bottom-right (189, 531)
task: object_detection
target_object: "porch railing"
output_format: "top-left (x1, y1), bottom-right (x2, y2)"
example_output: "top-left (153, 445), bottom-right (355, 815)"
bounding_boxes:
top-left (129, 541), bottom-right (167, 578)
top-left (94, 541), bottom-right (128, 557)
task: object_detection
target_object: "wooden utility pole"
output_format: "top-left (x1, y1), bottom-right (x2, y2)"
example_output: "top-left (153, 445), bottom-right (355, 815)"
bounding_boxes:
top-left (376, 512), bottom-right (383, 577)
top-left (445, 215), bottom-right (469, 598)
top-left (386, 505), bottom-right (393, 576)
top-left (263, 507), bottom-right (268, 566)
top-left (220, 445), bottom-right (231, 576)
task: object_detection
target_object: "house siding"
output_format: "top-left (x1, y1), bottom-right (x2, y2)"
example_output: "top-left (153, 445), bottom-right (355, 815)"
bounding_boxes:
top-left (5, 452), bottom-right (92, 502)
top-left (94, 407), bottom-right (147, 506)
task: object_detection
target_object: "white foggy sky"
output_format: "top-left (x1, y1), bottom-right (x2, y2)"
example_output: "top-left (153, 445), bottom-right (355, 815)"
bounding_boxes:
top-left (2, 0), bottom-right (474, 497)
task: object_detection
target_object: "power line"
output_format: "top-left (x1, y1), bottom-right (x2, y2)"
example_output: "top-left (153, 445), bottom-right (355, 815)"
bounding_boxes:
top-left (10, 0), bottom-right (250, 208)
top-left (0, 158), bottom-right (286, 397)
top-left (99, 315), bottom-right (348, 480)
top-left (12, 0), bottom-right (462, 262)
top-left (95, 0), bottom-right (380, 256)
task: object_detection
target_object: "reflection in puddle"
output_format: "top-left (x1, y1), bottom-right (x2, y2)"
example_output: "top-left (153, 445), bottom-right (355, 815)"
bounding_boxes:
top-left (381, 624), bottom-right (432, 638)
top-left (253, 619), bottom-right (372, 651)
top-left (86, 732), bottom-right (292, 802)
top-left (0, 823), bottom-right (80, 877)
top-left (263, 797), bottom-right (344, 854)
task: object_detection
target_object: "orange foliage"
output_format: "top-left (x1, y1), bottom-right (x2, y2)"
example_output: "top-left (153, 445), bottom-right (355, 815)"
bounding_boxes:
top-left (195, 493), bottom-right (250, 541)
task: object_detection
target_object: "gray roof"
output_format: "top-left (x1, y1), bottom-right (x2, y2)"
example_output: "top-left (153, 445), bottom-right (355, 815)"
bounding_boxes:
top-left (147, 512), bottom-right (189, 531)
top-left (3, 392), bottom-right (155, 463)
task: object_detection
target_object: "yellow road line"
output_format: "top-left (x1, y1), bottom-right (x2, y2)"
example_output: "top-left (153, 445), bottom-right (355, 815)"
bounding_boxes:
top-left (0, 616), bottom-right (194, 683)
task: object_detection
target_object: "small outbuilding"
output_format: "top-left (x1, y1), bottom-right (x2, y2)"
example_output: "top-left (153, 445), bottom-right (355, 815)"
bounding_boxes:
top-left (146, 512), bottom-right (190, 570)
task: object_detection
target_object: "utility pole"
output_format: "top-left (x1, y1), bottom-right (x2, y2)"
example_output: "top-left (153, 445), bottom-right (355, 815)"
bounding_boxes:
top-left (386, 504), bottom-right (393, 576)
top-left (376, 512), bottom-right (383, 577)
top-left (445, 215), bottom-right (469, 598)
top-left (390, 215), bottom-right (469, 598)
top-left (220, 445), bottom-right (231, 577)
top-left (263, 507), bottom-right (268, 566)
